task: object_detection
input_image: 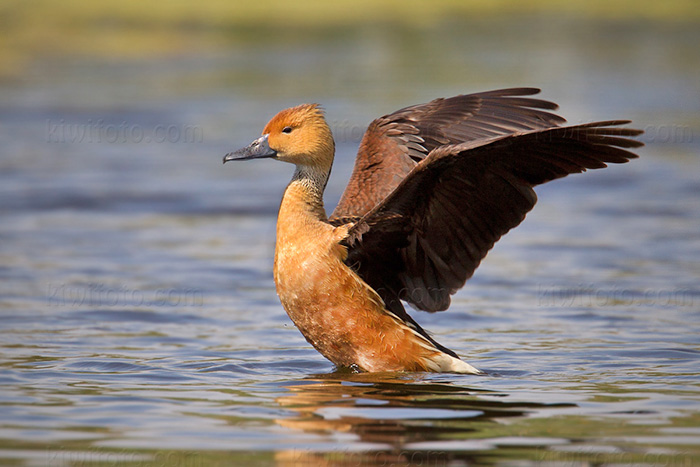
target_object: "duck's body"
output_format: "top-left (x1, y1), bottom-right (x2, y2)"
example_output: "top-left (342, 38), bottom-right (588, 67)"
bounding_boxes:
top-left (224, 89), bottom-right (643, 373)
top-left (274, 167), bottom-right (478, 373)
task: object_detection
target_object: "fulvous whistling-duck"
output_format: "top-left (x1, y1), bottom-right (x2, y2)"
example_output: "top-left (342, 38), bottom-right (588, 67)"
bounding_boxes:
top-left (223, 88), bottom-right (643, 374)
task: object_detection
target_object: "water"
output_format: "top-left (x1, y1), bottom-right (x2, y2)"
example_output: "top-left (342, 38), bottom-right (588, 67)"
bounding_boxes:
top-left (1, 15), bottom-right (700, 466)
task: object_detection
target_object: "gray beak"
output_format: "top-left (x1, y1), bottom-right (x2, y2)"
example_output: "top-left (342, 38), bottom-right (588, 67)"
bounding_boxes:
top-left (223, 134), bottom-right (277, 163)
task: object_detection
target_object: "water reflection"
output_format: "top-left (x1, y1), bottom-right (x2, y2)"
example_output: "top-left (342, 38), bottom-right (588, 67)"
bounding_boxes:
top-left (273, 372), bottom-right (576, 465)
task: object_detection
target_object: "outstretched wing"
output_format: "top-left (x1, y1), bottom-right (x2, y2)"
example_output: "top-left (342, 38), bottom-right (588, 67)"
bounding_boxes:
top-left (330, 88), bottom-right (566, 221)
top-left (341, 121), bottom-right (643, 312)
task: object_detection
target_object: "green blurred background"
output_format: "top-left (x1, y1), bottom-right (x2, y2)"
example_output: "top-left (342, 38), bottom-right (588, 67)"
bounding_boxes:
top-left (2, 0), bottom-right (699, 81)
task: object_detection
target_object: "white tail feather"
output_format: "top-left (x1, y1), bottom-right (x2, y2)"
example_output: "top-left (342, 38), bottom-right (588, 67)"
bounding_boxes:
top-left (424, 352), bottom-right (482, 374)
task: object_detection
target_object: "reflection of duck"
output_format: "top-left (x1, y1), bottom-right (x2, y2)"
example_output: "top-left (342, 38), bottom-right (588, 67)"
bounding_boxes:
top-left (273, 373), bottom-right (576, 465)
top-left (224, 88), bottom-right (643, 373)
top-left (274, 373), bottom-right (490, 436)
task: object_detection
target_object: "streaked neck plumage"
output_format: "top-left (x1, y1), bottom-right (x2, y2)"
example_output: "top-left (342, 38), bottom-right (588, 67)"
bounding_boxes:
top-left (290, 163), bottom-right (330, 211)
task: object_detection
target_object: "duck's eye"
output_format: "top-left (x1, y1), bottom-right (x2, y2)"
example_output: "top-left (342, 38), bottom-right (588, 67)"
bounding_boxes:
top-left (282, 126), bottom-right (293, 134)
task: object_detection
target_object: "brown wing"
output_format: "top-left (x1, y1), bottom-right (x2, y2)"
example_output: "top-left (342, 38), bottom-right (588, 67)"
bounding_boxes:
top-left (341, 121), bottom-right (644, 312)
top-left (330, 88), bottom-right (566, 221)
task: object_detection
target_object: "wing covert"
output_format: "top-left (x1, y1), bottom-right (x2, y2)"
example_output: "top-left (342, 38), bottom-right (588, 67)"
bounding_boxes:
top-left (331, 88), bottom-right (566, 220)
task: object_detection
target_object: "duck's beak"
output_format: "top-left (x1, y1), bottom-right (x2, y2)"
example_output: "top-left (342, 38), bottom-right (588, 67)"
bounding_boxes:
top-left (223, 134), bottom-right (277, 163)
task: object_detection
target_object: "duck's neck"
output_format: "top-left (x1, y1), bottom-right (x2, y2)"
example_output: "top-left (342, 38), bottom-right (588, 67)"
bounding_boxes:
top-left (280, 162), bottom-right (331, 223)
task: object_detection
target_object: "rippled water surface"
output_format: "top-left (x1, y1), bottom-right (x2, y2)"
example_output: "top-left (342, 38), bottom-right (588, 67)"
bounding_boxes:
top-left (1, 15), bottom-right (700, 466)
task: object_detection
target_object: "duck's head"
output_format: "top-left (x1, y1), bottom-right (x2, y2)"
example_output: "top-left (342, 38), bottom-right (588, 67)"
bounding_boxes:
top-left (224, 104), bottom-right (334, 173)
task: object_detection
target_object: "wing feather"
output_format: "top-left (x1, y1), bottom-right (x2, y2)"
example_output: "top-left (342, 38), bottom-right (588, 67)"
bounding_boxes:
top-left (331, 88), bottom-right (566, 220)
top-left (342, 121), bottom-right (643, 312)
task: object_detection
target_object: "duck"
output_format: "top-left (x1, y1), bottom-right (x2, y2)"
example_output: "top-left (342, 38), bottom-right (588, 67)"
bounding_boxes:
top-left (223, 88), bottom-right (643, 374)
